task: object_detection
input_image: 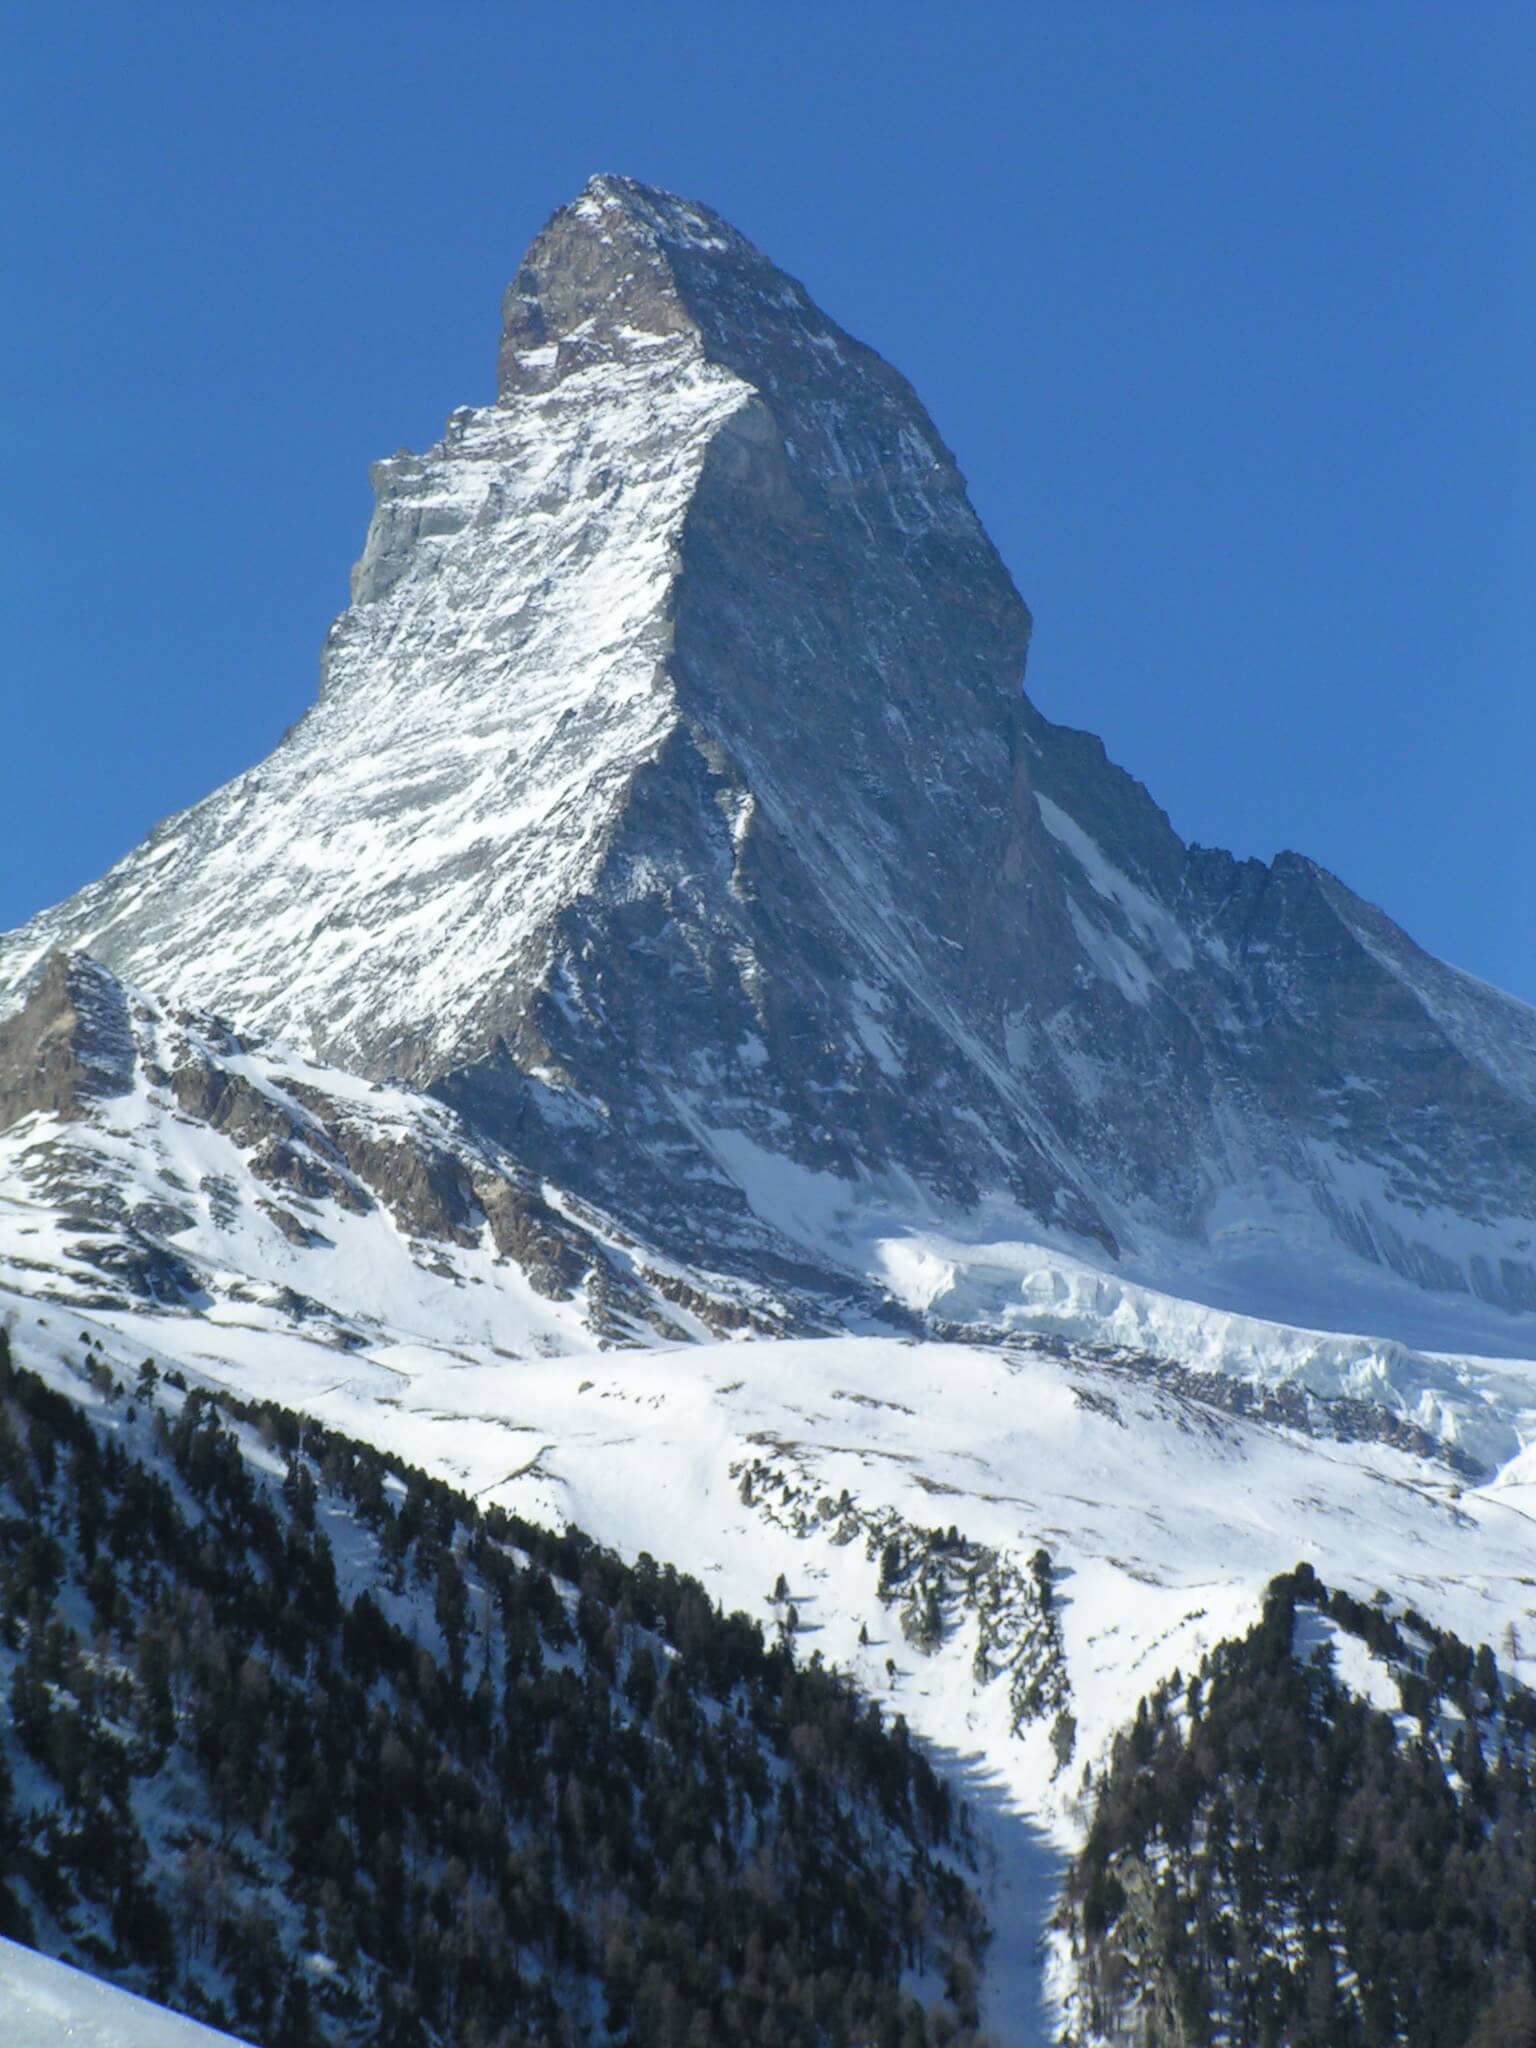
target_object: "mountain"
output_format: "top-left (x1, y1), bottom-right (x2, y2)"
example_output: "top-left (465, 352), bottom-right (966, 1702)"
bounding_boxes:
top-left (3, 174), bottom-right (1536, 2046)
top-left (4, 172), bottom-right (1534, 1344)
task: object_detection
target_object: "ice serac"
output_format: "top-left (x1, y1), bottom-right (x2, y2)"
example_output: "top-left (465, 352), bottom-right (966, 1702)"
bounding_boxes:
top-left (4, 174), bottom-right (1535, 1330)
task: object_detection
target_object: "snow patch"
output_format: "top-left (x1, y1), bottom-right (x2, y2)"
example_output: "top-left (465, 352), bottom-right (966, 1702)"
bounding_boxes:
top-left (0, 1936), bottom-right (242, 2046)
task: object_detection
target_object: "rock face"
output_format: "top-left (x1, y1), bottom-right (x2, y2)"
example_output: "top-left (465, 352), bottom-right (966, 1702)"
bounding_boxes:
top-left (0, 950), bottom-right (777, 1347)
top-left (4, 175), bottom-right (1535, 1326)
top-left (0, 952), bottom-right (135, 1128)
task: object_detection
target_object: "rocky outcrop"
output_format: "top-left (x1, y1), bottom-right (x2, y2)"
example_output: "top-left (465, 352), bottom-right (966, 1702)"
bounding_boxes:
top-left (472, 1173), bottom-right (585, 1297)
top-left (0, 953), bottom-right (134, 1131)
top-left (0, 954), bottom-right (776, 1345)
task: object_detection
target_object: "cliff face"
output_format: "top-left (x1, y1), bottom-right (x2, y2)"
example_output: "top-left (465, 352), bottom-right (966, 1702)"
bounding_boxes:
top-left (5, 174), bottom-right (1534, 1327)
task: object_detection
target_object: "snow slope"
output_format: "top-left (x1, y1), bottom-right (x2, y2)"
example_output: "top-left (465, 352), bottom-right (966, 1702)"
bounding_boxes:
top-left (0, 1937), bottom-right (241, 2047)
top-left (7, 1283), bottom-right (1534, 2043)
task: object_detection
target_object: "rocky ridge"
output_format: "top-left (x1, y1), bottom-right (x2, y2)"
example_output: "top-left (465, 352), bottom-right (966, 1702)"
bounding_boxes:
top-left (0, 951), bottom-right (789, 1356)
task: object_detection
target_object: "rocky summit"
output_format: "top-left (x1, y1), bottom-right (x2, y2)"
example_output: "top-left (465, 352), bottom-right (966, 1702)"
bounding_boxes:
top-left (5, 173), bottom-right (1535, 1341)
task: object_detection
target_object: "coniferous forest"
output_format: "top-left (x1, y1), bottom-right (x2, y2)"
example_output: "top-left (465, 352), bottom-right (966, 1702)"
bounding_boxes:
top-left (1062, 1565), bottom-right (1536, 2047)
top-left (13, 1312), bottom-right (1536, 2048)
top-left (0, 1324), bottom-right (989, 2046)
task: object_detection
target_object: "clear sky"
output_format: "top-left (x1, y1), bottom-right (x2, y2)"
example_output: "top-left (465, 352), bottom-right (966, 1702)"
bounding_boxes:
top-left (5, 1), bottom-right (1532, 1000)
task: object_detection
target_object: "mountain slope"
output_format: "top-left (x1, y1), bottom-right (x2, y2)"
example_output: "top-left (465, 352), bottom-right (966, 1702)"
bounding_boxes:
top-left (5, 1256), bottom-right (1536, 2043)
top-left (0, 951), bottom-right (801, 1354)
top-left (0, 1323), bottom-right (988, 2046)
top-left (1060, 1566), bottom-right (1536, 2046)
top-left (3, 173), bottom-right (1535, 1331)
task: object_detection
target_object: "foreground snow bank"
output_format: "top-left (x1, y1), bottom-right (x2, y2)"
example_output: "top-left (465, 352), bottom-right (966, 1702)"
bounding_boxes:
top-left (0, 1937), bottom-right (241, 2046)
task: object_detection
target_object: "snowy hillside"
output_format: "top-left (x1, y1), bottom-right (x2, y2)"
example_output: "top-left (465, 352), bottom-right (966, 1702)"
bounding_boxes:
top-left (4, 1249), bottom-right (1535, 2039)
top-left (1057, 1566), bottom-right (1536, 2043)
top-left (0, 1321), bottom-right (988, 2045)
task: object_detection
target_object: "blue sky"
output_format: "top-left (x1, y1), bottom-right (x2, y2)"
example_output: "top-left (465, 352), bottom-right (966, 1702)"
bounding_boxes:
top-left (5, 1), bottom-right (1532, 999)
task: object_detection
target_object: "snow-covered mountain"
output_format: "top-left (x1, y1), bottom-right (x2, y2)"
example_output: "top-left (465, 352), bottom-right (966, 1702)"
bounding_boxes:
top-left (5, 172), bottom-right (1534, 1335)
top-left (3, 174), bottom-right (1536, 2045)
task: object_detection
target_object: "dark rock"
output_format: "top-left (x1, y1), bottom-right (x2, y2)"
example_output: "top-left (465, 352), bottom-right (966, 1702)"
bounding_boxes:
top-left (473, 1171), bottom-right (584, 1296)
top-left (0, 953), bottom-right (135, 1131)
top-left (328, 1128), bottom-right (479, 1246)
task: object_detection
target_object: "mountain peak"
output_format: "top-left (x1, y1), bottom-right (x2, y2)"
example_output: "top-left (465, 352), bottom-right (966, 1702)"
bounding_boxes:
top-left (498, 174), bottom-right (764, 396)
top-left (497, 173), bottom-right (873, 405)
top-left (575, 172), bottom-right (743, 250)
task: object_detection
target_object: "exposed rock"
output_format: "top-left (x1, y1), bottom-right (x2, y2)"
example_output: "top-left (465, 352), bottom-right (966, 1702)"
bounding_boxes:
top-left (69, 1232), bottom-right (202, 1306)
top-left (328, 1128), bottom-right (479, 1247)
top-left (247, 1136), bottom-right (366, 1213)
top-left (473, 1172), bottom-right (585, 1297)
top-left (638, 1266), bottom-right (781, 1337)
top-left (169, 1059), bottom-right (290, 1145)
top-left (256, 1198), bottom-right (328, 1248)
top-left (0, 953), bottom-right (134, 1131)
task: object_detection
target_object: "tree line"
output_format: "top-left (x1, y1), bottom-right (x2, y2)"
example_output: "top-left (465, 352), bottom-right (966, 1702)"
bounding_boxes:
top-left (0, 1324), bottom-right (991, 2047)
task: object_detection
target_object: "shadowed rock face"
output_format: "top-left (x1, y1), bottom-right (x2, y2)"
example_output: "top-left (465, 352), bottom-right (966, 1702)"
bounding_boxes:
top-left (0, 953), bottom-right (135, 1130)
top-left (3, 175), bottom-right (1535, 1322)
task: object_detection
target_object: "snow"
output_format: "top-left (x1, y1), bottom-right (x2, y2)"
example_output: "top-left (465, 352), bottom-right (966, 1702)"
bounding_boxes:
top-left (698, 1122), bottom-right (865, 1246)
top-left (1036, 793), bottom-right (1193, 975)
top-left (9, 1277), bottom-right (1536, 2044)
top-left (849, 979), bottom-right (904, 1078)
top-left (646, 1122), bottom-right (1536, 1474)
top-left (1292, 1609), bottom-right (1407, 1721)
top-left (0, 1937), bottom-right (241, 2046)
top-left (0, 337), bottom-right (756, 1084)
